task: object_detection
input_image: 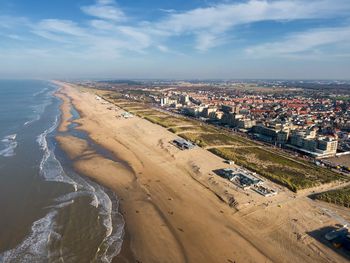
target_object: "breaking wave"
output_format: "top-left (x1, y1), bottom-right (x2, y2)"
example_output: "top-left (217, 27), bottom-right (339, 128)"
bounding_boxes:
top-left (24, 84), bottom-right (58, 127)
top-left (36, 116), bottom-right (77, 186)
top-left (95, 186), bottom-right (124, 263)
top-left (0, 211), bottom-right (59, 263)
top-left (0, 134), bottom-right (18, 157)
top-left (35, 113), bottom-right (123, 262)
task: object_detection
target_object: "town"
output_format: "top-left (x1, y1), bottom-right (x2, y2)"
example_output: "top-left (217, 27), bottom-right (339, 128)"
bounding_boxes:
top-left (86, 80), bottom-right (350, 162)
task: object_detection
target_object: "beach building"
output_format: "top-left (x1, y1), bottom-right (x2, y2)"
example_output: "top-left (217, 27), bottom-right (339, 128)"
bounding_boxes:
top-left (252, 185), bottom-right (278, 197)
top-left (216, 168), bottom-right (263, 190)
top-left (173, 138), bottom-right (195, 150)
top-left (121, 112), bottom-right (134, 119)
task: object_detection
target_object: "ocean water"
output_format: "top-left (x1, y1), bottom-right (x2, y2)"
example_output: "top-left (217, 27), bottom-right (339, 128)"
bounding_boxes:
top-left (0, 80), bottom-right (124, 262)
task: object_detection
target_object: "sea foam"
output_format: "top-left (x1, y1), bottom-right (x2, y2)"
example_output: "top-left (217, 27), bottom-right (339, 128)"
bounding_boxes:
top-left (0, 134), bottom-right (18, 157)
top-left (34, 114), bottom-right (124, 262)
top-left (0, 211), bottom-right (59, 263)
top-left (37, 116), bottom-right (77, 186)
top-left (94, 186), bottom-right (125, 263)
top-left (25, 85), bottom-right (57, 127)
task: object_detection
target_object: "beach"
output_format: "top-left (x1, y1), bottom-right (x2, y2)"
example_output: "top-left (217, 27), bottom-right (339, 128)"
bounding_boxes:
top-left (54, 81), bottom-right (350, 263)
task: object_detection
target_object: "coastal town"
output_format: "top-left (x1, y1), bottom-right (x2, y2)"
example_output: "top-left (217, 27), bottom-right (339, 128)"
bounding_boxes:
top-left (87, 80), bottom-right (350, 162)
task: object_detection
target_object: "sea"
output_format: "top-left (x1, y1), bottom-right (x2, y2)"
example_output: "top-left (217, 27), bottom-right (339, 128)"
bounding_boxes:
top-left (0, 80), bottom-right (124, 263)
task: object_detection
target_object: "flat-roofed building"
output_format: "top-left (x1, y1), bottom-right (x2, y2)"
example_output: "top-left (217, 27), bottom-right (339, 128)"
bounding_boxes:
top-left (216, 168), bottom-right (263, 190)
top-left (318, 137), bottom-right (338, 155)
top-left (173, 138), bottom-right (195, 150)
top-left (288, 130), bottom-right (338, 158)
top-left (202, 106), bottom-right (217, 118)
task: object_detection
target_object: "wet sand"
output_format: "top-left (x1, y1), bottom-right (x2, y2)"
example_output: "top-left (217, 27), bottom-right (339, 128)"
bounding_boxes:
top-left (55, 91), bottom-right (73, 132)
top-left (54, 80), bottom-right (350, 263)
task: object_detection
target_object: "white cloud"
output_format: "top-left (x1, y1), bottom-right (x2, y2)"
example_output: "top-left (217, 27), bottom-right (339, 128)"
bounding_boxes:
top-left (90, 19), bottom-right (115, 30)
top-left (117, 26), bottom-right (151, 46)
top-left (31, 19), bottom-right (86, 43)
top-left (157, 45), bottom-right (169, 52)
top-left (246, 26), bottom-right (350, 57)
top-left (30, 18), bottom-right (152, 58)
top-left (195, 33), bottom-right (223, 51)
top-left (158, 0), bottom-right (350, 33)
top-left (158, 9), bottom-right (176, 14)
top-left (81, 0), bottom-right (126, 22)
top-left (155, 0), bottom-right (350, 50)
top-left (36, 19), bottom-right (85, 36)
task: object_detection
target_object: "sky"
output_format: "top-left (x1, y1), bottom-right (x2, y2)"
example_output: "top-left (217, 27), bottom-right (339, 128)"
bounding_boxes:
top-left (0, 0), bottom-right (350, 79)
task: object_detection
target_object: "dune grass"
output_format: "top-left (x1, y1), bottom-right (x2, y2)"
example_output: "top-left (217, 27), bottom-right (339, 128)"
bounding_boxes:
top-left (314, 187), bottom-right (350, 208)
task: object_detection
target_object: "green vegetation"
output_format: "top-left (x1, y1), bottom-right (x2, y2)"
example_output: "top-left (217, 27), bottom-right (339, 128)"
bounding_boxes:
top-left (208, 147), bottom-right (346, 192)
top-left (128, 109), bottom-right (167, 116)
top-left (314, 187), bottom-right (350, 208)
top-left (179, 133), bottom-right (253, 147)
top-left (169, 125), bottom-right (217, 134)
top-left (142, 115), bottom-right (193, 128)
top-left (104, 92), bottom-right (123, 100)
top-left (123, 89), bottom-right (162, 97)
top-left (122, 106), bottom-right (148, 110)
top-left (118, 103), bottom-right (148, 110)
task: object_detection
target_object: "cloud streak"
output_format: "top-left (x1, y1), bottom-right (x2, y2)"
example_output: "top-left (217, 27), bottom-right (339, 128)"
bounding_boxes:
top-left (155, 0), bottom-right (350, 50)
top-left (246, 26), bottom-right (350, 57)
top-left (81, 0), bottom-right (126, 22)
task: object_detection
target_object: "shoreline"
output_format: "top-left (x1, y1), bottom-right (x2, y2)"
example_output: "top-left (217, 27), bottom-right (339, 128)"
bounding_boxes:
top-left (53, 83), bottom-right (136, 262)
top-left (54, 81), bottom-right (350, 263)
top-left (54, 90), bottom-right (73, 133)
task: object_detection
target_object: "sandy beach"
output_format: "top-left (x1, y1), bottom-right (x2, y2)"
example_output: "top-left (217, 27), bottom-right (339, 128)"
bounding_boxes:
top-left (55, 91), bottom-right (73, 132)
top-left (54, 81), bottom-right (350, 263)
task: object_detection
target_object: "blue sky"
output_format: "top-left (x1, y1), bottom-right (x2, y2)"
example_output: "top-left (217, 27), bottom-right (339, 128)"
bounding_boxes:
top-left (0, 0), bottom-right (350, 79)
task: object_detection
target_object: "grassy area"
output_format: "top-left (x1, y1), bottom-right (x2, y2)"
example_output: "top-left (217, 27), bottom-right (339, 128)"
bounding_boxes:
top-left (100, 91), bottom-right (126, 100)
top-left (129, 109), bottom-right (167, 116)
top-left (179, 133), bottom-right (252, 147)
top-left (314, 187), bottom-right (350, 208)
top-left (142, 115), bottom-right (192, 128)
top-left (169, 125), bottom-right (217, 134)
top-left (118, 103), bottom-right (148, 110)
top-left (180, 133), bottom-right (245, 147)
top-left (209, 147), bottom-right (346, 192)
top-left (122, 106), bottom-right (149, 111)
